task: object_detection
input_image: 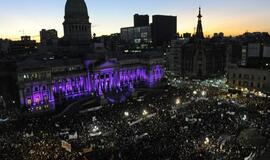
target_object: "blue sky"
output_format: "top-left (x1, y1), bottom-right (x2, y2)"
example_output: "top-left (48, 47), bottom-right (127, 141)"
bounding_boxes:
top-left (0, 0), bottom-right (270, 40)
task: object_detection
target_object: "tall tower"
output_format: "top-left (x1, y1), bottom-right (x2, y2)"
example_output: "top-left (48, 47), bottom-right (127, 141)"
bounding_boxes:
top-left (63, 0), bottom-right (92, 45)
top-left (195, 7), bottom-right (204, 39)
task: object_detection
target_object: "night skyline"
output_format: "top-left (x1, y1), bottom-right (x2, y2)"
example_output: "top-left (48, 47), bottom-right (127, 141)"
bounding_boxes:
top-left (1, 0), bottom-right (270, 159)
top-left (1, 0), bottom-right (270, 41)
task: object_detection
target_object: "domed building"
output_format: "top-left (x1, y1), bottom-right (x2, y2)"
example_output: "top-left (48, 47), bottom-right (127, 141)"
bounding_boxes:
top-left (63, 0), bottom-right (92, 46)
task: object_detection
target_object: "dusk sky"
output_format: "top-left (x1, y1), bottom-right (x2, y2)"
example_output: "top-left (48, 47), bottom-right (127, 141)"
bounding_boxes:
top-left (1, 0), bottom-right (270, 41)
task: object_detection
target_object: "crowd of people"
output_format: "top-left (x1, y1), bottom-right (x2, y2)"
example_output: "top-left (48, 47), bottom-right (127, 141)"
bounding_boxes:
top-left (0, 80), bottom-right (269, 160)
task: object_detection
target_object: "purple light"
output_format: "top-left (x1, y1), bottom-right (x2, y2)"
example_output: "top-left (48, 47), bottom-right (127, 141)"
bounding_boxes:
top-left (24, 65), bottom-right (164, 111)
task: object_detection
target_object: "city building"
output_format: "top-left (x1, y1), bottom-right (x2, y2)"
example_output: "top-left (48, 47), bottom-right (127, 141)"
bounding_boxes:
top-left (9, 36), bottom-right (37, 55)
top-left (121, 14), bottom-right (153, 51)
top-left (121, 14), bottom-right (177, 50)
top-left (213, 32), bottom-right (224, 38)
top-left (120, 26), bottom-right (152, 50)
top-left (227, 64), bottom-right (270, 91)
top-left (134, 14), bottom-right (149, 27)
top-left (95, 33), bottom-right (123, 52)
top-left (59, 0), bottom-right (93, 56)
top-left (167, 8), bottom-right (226, 78)
top-left (226, 41), bottom-right (270, 92)
top-left (166, 39), bottom-right (185, 75)
top-left (40, 29), bottom-right (58, 52)
top-left (63, 0), bottom-right (92, 44)
top-left (0, 59), bottom-right (18, 106)
top-left (183, 33), bottom-right (192, 39)
top-left (225, 42), bottom-right (242, 68)
top-left (152, 15), bottom-right (177, 47)
top-left (15, 0), bottom-right (165, 113)
top-left (40, 29), bottom-right (58, 45)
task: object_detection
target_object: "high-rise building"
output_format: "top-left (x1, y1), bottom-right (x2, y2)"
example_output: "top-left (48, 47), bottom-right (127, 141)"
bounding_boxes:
top-left (63, 0), bottom-right (92, 45)
top-left (120, 26), bottom-right (152, 49)
top-left (134, 14), bottom-right (149, 27)
top-left (227, 64), bottom-right (270, 90)
top-left (152, 15), bottom-right (177, 47)
top-left (183, 33), bottom-right (192, 39)
top-left (40, 29), bottom-right (58, 45)
top-left (40, 29), bottom-right (58, 52)
top-left (166, 39), bottom-right (184, 75)
top-left (15, 0), bottom-right (165, 113)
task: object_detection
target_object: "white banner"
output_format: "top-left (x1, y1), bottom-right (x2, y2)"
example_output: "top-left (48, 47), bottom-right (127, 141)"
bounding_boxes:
top-left (61, 140), bottom-right (72, 152)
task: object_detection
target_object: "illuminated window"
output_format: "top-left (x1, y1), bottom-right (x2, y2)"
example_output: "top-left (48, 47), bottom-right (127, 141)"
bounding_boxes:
top-left (27, 98), bottom-right (32, 105)
top-left (35, 96), bottom-right (40, 104)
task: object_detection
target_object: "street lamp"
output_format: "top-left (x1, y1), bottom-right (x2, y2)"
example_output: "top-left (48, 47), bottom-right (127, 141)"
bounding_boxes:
top-left (176, 98), bottom-right (181, 105)
top-left (92, 126), bottom-right (99, 132)
top-left (201, 91), bottom-right (207, 97)
top-left (142, 109), bottom-right (148, 116)
top-left (124, 111), bottom-right (129, 117)
top-left (193, 90), bottom-right (198, 95)
top-left (204, 137), bottom-right (210, 145)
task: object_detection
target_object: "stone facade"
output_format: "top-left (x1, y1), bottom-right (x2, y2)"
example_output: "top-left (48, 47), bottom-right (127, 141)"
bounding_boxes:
top-left (17, 57), bottom-right (164, 112)
top-left (227, 64), bottom-right (270, 91)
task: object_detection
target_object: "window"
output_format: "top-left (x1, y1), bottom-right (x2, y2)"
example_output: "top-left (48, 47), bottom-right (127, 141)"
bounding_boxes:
top-left (43, 86), bottom-right (46, 91)
top-left (257, 83), bottom-right (261, 88)
top-left (44, 95), bottom-right (48, 102)
top-left (243, 74), bottom-right (249, 79)
top-left (35, 87), bottom-right (38, 92)
top-left (238, 81), bottom-right (242, 85)
top-left (264, 76), bottom-right (266, 81)
top-left (239, 74), bottom-right (242, 78)
top-left (35, 96), bottom-right (40, 104)
top-left (27, 98), bottom-right (32, 106)
top-left (250, 82), bottom-right (254, 87)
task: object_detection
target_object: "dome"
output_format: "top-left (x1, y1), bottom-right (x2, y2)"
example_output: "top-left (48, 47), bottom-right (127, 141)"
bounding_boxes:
top-left (65, 0), bottom-right (89, 19)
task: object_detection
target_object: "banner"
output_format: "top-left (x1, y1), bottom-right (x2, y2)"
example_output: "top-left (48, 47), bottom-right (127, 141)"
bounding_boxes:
top-left (61, 140), bottom-right (72, 152)
top-left (82, 147), bottom-right (93, 154)
top-left (69, 132), bottom-right (78, 140)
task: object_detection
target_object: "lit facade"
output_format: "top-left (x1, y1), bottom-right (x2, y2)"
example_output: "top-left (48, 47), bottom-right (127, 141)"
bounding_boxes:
top-left (227, 64), bottom-right (270, 91)
top-left (17, 58), bottom-right (164, 112)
